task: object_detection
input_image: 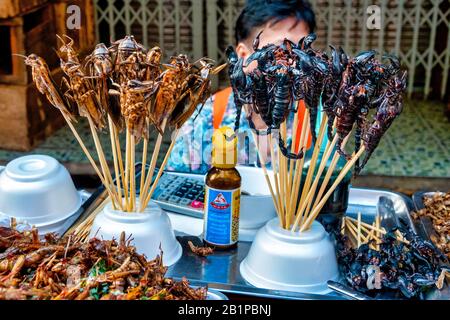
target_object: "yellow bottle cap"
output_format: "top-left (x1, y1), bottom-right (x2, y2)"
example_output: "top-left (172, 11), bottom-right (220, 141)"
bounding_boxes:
top-left (212, 126), bottom-right (237, 168)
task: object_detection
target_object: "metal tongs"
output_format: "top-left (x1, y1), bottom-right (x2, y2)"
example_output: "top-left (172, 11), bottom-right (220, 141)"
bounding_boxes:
top-left (378, 196), bottom-right (400, 230)
top-left (327, 281), bottom-right (373, 300)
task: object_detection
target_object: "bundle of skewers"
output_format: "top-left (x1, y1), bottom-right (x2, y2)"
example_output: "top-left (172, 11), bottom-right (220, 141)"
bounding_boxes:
top-left (19, 35), bottom-right (225, 215)
top-left (341, 214), bottom-right (409, 250)
top-left (227, 32), bottom-right (407, 232)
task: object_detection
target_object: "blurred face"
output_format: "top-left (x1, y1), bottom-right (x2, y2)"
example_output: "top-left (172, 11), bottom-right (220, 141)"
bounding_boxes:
top-left (236, 16), bottom-right (310, 61)
top-left (236, 16), bottom-right (310, 131)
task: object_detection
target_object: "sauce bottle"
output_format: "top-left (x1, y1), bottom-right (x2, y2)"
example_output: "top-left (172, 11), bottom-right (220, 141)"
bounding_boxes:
top-left (203, 126), bottom-right (241, 249)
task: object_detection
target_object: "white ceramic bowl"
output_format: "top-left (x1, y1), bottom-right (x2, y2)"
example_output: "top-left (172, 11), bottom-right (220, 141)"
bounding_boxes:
top-left (237, 166), bottom-right (277, 229)
top-left (90, 199), bottom-right (182, 266)
top-left (0, 155), bottom-right (82, 227)
top-left (240, 218), bottom-right (339, 295)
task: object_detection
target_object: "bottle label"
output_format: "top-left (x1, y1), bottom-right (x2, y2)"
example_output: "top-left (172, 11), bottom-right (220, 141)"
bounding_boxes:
top-left (203, 185), bottom-right (240, 246)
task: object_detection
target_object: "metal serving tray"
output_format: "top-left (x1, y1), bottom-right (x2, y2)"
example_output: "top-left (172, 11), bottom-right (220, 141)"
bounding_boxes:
top-left (166, 187), bottom-right (416, 300)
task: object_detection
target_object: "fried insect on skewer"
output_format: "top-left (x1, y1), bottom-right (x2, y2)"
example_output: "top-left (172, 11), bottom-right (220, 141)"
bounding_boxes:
top-left (357, 71), bottom-right (406, 173)
top-left (85, 43), bottom-right (123, 130)
top-left (110, 79), bottom-right (159, 141)
top-left (109, 35), bottom-right (147, 84)
top-left (19, 54), bottom-right (77, 122)
top-left (57, 35), bottom-right (105, 129)
top-left (169, 59), bottom-right (226, 129)
top-left (150, 54), bottom-right (191, 133)
top-left (144, 46), bottom-right (163, 81)
top-left (187, 241), bottom-right (214, 257)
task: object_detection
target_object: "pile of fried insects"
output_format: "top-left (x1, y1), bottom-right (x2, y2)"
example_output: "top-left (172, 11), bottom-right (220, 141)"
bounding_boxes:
top-left (336, 217), bottom-right (450, 299)
top-left (412, 191), bottom-right (450, 259)
top-left (0, 225), bottom-right (206, 300)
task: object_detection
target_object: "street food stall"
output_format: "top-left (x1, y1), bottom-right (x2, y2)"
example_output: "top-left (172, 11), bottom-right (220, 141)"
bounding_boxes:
top-left (0, 0), bottom-right (449, 302)
top-left (0, 31), bottom-right (449, 301)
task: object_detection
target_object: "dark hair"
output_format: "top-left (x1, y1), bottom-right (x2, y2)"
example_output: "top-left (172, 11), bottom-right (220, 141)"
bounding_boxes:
top-left (235, 0), bottom-right (316, 44)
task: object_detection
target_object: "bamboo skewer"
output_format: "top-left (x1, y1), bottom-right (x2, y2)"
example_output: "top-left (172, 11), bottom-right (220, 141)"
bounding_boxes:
top-left (73, 195), bottom-right (110, 242)
top-left (113, 125), bottom-right (128, 209)
top-left (279, 124), bottom-right (287, 226)
top-left (139, 118), bottom-right (150, 199)
top-left (341, 216), bottom-right (346, 235)
top-left (86, 115), bottom-right (120, 208)
top-left (346, 221), bottom-right (360, 245)
top-left (61, 114), bottom-right (107, 188)
top-left (298, 134), bottom-right (338, 225)
top-left (300, 146), bottom-right (366, 232)
top-left (125, 129), bottom-right (132, 211)
top-left (281, 122), bottom-right (290, 227)
top-left (130, 134), bottom-right (136, 211)
top-left (375, 215), bottom-right (381, 250)
top-left (139, 118), bottom-right (167, 211)
top-left (288, 101), bottom-right (300, 190)
top-left (269, 134), bottom-right (284, 227)
top-left (346, 216), bottom-right (381, 231)
top-left (346, 218), bottom-right (378, 244)
top-left (108, 116), bottom-right (123, 210)
top-left (366, 226), bottom-right (379, 250)
top-left (291, 116), bottom-right (327, 230)
top-left (357, 212), bottom-right (362, 248)
top-left (356, 219), bottom-right (378, 239)
top-left (293, 133), bottom-right (337, 229)
top-left (344, 216), bottom-right (410, 246)
top-left (286, 110), bottom-right (310, 227)
top-left (297, 116), bottom-right (327, 208)
top-left (250, 131), bottom-right (280, 217)
top-left (143, 129), bottom-right (180, 208)
top-left (311, 134), bottom-right (350, 209)
top-left (140, 137), bottom-right (149, 199)
top-left (248, 110), bottom-right (366, 234)
top-left (347, 217), bottom-right (379, 240)
top-left (349, 218), bottom-right (380, 243)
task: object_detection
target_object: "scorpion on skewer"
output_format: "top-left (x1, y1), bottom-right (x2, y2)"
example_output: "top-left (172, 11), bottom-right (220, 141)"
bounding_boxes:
top-left (226, 46), bottom-right (253, 133)
top-left (243, 32), bottom-right (309, 159)
top-left (227, 32), bottom-right (406, 174)
top-left (357, 71), bottom-right (407, 174)
top-left (321, 46), bottom-right (347, 140)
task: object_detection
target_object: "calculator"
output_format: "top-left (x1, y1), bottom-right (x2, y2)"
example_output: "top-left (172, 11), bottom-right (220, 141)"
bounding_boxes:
top-left (150, 172), bottom-right (206, 218)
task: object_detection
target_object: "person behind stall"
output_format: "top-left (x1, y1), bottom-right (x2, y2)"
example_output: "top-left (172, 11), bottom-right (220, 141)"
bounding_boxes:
top-left (167, 0), bottom-right (317, 173)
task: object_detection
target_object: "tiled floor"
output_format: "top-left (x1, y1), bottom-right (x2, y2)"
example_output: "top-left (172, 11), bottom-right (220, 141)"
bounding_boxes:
top-left (0, 99), bottom-right (449, 178)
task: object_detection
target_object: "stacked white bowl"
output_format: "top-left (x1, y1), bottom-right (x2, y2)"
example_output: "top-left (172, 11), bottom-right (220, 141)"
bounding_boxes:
top-left (0, 155), bottom-right (84, 234)
top-left (237, 166), bottom-right (277, 240)
top-left (240, 218), bottom-right (340, 294)
top-left (90, 199), bottom-right (182, 266)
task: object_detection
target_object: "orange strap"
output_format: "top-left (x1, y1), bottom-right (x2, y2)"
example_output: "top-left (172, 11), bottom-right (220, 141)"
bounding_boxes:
top-left (295, 100), bottom-right (313, 151)
top-left (213, 87), bottom-right (232, 129)
top-left (213, 87), bottom-right (312, 150)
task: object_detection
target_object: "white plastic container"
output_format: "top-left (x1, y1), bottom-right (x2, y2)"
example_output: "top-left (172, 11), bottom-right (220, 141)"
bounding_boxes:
top-left (0, 155), bottom-right (82, 228)
top-left (90, 199), bottom-right (182, 266)
top-left (237, 166), bottom-right (277, 230)
top-left (240, 218), bottom-right (339, 295)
